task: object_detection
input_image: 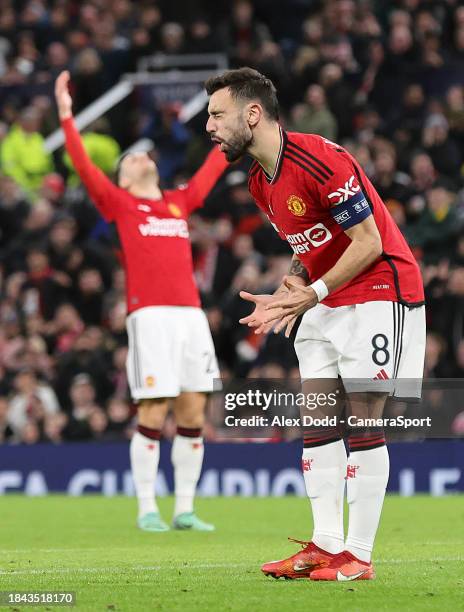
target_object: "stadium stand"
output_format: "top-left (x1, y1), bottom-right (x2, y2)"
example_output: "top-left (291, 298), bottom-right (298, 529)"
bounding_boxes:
top-left (1, 0), bottom-right (464, 442)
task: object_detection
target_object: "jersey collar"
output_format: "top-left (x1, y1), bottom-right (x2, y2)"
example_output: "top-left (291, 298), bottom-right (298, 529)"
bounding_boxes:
top-left (261, 126), bottom-right (287, 185)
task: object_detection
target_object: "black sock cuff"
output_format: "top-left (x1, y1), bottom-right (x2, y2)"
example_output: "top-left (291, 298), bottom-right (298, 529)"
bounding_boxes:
top-left (176, 426), bottom-right (202, 438)
top-left (348, 427), bottom-right (386, 452)
top-left (303, 427), bottom-right (341, 448)
top-left (137, 424), bottom-right (161, 440)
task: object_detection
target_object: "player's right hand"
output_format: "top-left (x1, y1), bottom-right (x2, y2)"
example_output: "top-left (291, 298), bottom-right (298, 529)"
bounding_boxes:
top-left (55, 70), bottom-right (73, 120)
top-left (239, 292), bottom-right (285, 335)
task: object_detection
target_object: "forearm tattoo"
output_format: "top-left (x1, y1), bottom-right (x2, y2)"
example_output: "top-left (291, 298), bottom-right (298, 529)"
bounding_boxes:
top-left (289, 256), bottom-right (310, 283)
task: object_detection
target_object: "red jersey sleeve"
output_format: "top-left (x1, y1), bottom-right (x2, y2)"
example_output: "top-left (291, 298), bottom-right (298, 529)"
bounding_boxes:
top-left (175, 146), bottom-right (228, 215)
top-left (61, 117), bottom-right (123, 222)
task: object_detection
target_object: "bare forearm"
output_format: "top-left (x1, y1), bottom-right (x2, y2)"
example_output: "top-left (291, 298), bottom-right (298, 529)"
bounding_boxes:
top-left (321, 238), bottom-right (382, 293)
top-left (274, 255), bottom-right (309, 296)
top-left (289, 255), bottom-right (310, 284)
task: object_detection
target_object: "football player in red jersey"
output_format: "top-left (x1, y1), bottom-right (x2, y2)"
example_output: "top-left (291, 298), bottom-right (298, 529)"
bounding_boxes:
top-left (205, 68), bottom-right (425, 581)
top-left (55, 71), bottom-right (228, 533)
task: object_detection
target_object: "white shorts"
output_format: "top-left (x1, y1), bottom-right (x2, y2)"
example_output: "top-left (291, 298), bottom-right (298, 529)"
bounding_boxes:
top-left (126, 306), bottom-right (220, 400)
top-left (295, 301), bottom-right (426, 398)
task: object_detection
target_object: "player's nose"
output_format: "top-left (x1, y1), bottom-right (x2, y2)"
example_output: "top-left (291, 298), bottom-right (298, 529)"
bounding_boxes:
top-left (206, 116), bottom-right (215, 134)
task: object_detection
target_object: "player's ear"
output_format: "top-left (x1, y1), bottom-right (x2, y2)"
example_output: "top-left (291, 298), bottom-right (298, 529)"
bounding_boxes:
top-left (247, 103), bottom-right (262, 128)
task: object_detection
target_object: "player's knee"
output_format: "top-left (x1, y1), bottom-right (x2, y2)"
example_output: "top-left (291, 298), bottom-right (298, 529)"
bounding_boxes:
top-left (137, 398), bottom-right (169, 429)
top-left (175, 410), bottom-right (205, 429)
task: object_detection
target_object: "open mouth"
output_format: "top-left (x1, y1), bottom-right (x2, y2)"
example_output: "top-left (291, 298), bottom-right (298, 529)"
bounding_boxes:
top-left (210, 136), bottom-right (228, 152)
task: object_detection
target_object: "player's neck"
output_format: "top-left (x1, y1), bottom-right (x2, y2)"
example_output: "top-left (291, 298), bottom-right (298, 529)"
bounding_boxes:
top-left (248, 122), bottom-right (282, 177)
top-left (128, 181), bottom-right (162, 200)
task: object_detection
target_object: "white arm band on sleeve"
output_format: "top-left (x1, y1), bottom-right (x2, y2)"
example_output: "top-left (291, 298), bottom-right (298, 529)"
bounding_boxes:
top-left (310, 279), bottom-right (329, 302)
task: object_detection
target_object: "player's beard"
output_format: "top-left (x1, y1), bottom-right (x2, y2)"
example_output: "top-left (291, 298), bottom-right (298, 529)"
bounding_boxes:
top-left (222, 122), bottom-right (253, 162)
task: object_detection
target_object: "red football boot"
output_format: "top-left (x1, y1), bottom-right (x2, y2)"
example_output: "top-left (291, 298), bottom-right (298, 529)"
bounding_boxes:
top-left (261, 538), bottom-right (335, 579)
top-left (310, 550), bottom-right (375, 581)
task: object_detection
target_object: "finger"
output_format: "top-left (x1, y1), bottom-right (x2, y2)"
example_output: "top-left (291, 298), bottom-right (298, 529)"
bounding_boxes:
top-left (264, 299), bottom-right (288, 311)
top-left (285, 316), bottom-right (298, 338)
top-left (255, 322), bottom-right (273, 335)
top-left (274, 313), bottom-right (294, 334)
top-left (263, 309), bottom-right (286, 324)
top-left (266, 306), bottom-right (299, 324)
top-left (239, 291), bottom-right (259, 303)
top-left (238, 314), bottom-right (255, 324)
top-left (264, 299), bottom-right (295, 311)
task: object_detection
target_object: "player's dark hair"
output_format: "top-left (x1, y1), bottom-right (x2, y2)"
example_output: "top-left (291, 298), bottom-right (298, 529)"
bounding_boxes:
top-left (205, 67), bottom-right (279, 121)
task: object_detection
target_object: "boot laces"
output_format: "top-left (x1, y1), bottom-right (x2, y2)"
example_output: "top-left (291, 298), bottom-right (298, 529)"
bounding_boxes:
top-left (287, 537), bottom-right (312, 551)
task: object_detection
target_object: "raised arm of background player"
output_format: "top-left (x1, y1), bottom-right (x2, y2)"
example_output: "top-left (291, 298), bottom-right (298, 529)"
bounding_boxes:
top-left (55, 70), bottom-right (228, 221)
top-left (55, 70), bottom-right (126, 222)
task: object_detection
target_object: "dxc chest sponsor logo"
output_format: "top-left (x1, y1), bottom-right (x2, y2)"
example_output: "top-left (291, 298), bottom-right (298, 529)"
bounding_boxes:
top-left (285, 223), bottom-right (332, 254)
top-left (328, 175), bottom-right (360, 205)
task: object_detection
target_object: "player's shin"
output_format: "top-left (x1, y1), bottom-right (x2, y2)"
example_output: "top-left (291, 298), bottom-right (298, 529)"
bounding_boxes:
top-left (302, 432), bottom-right (347, 554)
top-left (171, 427), bottom-right (204, 517)
top-left (345, 430), bottom-right (389, 563)
top-left (130, 425), bottom-right (161, 517)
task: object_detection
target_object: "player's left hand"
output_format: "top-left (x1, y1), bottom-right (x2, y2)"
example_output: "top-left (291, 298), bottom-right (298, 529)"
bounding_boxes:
top-left (264, 277), bottom-right (318, 338)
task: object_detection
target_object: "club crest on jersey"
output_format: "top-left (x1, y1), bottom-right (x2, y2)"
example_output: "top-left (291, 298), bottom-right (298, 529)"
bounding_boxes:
top-left (168, 203), bottom-right (182, 218)
top-left (328, 175), bottom-right (360, 205)
top-left (145, 375), bottom-right (156, 387)
top-left (287, 195), bottom-right (306, 216)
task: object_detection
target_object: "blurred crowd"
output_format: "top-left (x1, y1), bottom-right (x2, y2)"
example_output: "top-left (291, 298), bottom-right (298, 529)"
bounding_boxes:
top-left (1, 0), bottom-right (464, 443)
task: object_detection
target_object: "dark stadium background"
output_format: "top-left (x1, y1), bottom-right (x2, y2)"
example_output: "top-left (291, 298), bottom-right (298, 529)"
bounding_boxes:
top-left (1, 0), bottom-right (464, 447)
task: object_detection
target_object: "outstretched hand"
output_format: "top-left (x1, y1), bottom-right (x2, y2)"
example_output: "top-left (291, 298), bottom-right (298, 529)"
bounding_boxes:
top-left (55, 70), bottom-right (73, 120)
top-left (263, 276), bottom-right (318, 336)
top-left (239, 274), bottom-right (315, 338)
top-left (239, 292), bottom-right (281, 335)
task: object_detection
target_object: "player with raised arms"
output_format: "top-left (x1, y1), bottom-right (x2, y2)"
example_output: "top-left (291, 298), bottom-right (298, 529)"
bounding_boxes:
top-left (55, 70), bottom-right (228, 533)
top-left (205, 68), bottom-right (425, 581)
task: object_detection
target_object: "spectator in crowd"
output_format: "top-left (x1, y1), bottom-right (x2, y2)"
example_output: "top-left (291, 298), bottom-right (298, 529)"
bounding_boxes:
top-left (7, 367), bottom-right (60, 436)
top-left (0, 107), bottom-right (53, 193)
top-left (290, 84), bottom-right (338, 140)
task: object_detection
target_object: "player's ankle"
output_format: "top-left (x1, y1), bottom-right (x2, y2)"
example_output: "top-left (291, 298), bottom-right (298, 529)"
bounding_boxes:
top-left (312, 535), bottom-right (344, 555)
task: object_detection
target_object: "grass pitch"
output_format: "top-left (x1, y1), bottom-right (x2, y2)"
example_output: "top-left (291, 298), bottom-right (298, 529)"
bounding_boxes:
top-left (0, 495), bottom-right (462, 611)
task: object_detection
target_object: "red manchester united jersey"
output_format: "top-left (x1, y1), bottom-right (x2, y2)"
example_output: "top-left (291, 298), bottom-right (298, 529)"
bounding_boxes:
top-left (62, 117), bottom-right (228, 313)
top-left (248, 128), bottom-right (424, 307)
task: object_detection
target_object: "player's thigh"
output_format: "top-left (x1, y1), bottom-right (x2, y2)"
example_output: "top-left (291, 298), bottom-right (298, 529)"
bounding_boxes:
top-left (173, 391), bottom-right (207, 429)
top-left (393, 304), bottom-right (426, 398)
top-left (126, 306), bottom-right (182, 400)
top-left (397, 305), bottom-right (426, 377)
top-left (180, 309), bottom-right (220, 393)
top-left (339, 301), bottom-right (396, 389)
top-left (339, 301), bottom-right (425, 397)
top-left (294, 307), bottom-right (339, 378)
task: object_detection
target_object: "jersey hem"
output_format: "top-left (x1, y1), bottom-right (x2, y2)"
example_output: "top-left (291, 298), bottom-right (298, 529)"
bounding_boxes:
top-left (321, 296), bottom-right (425, 308)
top-left (127, 302), bottom-right (202, 315)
